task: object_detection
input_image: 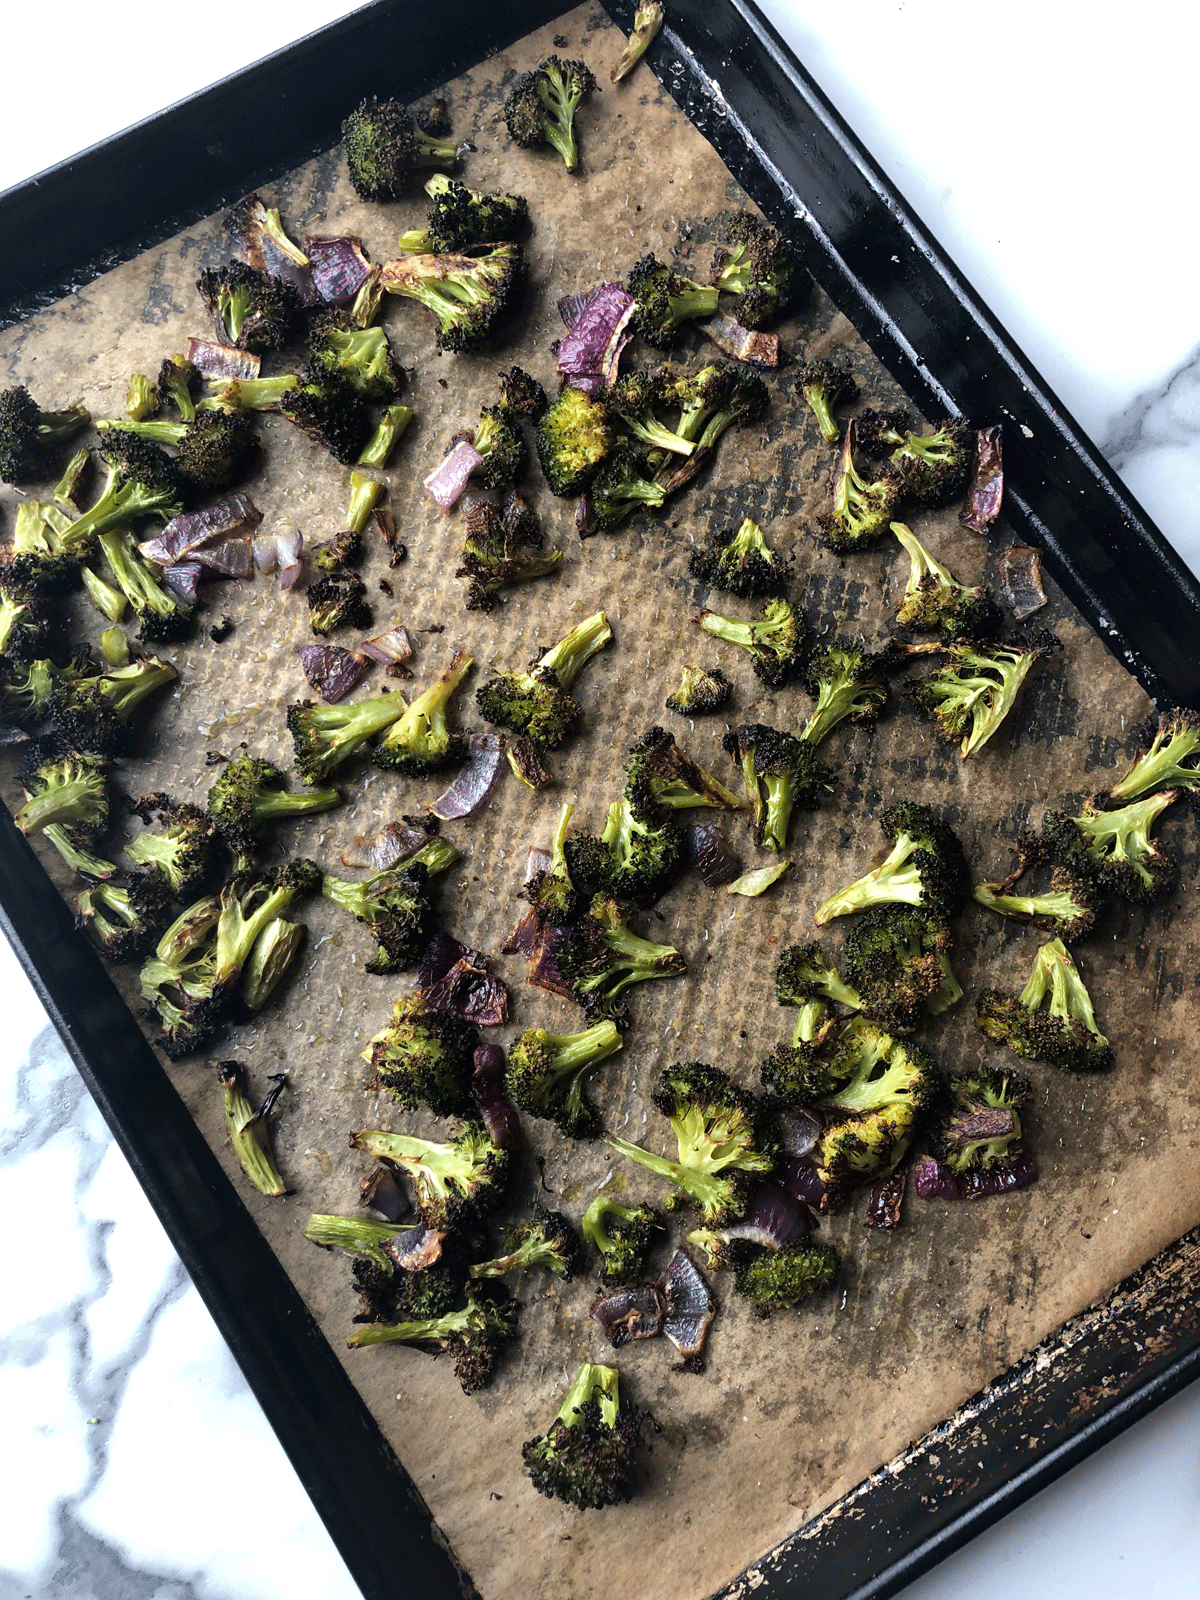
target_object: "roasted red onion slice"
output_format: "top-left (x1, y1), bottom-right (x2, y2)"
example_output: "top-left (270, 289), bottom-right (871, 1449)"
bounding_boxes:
top-left (340, 821), bottom-right (430, 871)
top-left (424, 438), bottom-right (483, 512)
top-left (556, 283), bottom-right (636, 389)
top-left (528, 920), bottom-right (574, 1000)
top-left (506, 737), bottom-right (552, 790)
top-left (730, 1181), bottom-right (814, 1248)
top-left (358, 624), bottom-right (414, 666)
top-left (591, 1284), bottom-right (665, 1348)
top-left (382, 1224), bottom-right (445, 1271)
top-left (700, 311), bottom-right (780, 368)
top-left (685, 822), bottom-right (742, 887)
top-left (299, 644), bottom-right (370, 703)
top-left (186, 338), bottom-right (260, 380)
top-left (960, 425), bottom-right (1004, 535)
top-left (999, 544), bottom-right (1048, 620)
top-left (913, 1150), bottom-right (1038, 1201)
top-left (428, 733), bottom-right (504, 821)
top-left (162, 561), bottom-right (203, 605)
top-left (305, 233), bottom-right (373, 306)
top-left (140, 494), bottom-right (262, 566)
top-left (866, 1164), bottom-right (908, 1230)
top-left (359, 1166), bottom-right (409, 1221)
top-left (502, 847), bottom-right (552, 956)
top-left (424, 956), bottom-right (508, 1026)
top-left (190, 537), bottom-right (254, 578)
top-left (472, 1043), bottom-right (523, 1149)
top-left (660, 1249), bottom-right (716, 1371)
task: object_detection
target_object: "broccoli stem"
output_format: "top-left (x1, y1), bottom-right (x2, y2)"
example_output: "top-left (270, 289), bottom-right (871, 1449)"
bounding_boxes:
top-left (606, 1134), bottom-right (735, 1215)
top-left (209, 375), bottom-right (299, 412)
top-left (557, 1362), bottom-right (619, 1430)
top-left (220, 1062), bottom-right (287, 1196)
top-left (1018, 939), bottom-right (1103, 1036)
top-left (303, 1213), bottom-right (410, 1270)
top-left (535, 610), bottom-right (613, 691)
top-left (240, 917), bottom-right (304, 1010)
top-left (814, 835), bottom-right (925, 924)
top-left (96, 418), bottom-right (187, 445)
top-left (42, 825), bottom-right (117, 879)
top-left (357, 405), bottom-right (413, 468)
top-left (80, 565), bottom-right (128, 623)
top-left (346, 472), bottom-right (383, 533)
top-left (374, 650), bottom-right (473, 766)
top-left (802, 381), bottom-right (840, 442)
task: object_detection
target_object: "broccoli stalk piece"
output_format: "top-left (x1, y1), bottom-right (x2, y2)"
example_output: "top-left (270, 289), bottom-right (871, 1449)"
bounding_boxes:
top-left (211, 860), bottom-right (321, 995)
top-left (580, 1195), bottom-right (665, 1285)
top-left (95, 411), bottom-right (258, 492)
top-left (535, 386), bottom-right (615, 497)
top-left (219, 1061), bottom-right (288, 1197)
top-left (373, 650), bottom-right (473, 776)
top-left (206, 755), bottom-right (341, 856)
top-left (909, 635), bottom-right (1058, 758)
top-left (844, 904), bottom-right (960, 1031)
top-left (930, 1067), bottom-right (1031, 1175)
top-left (196, 261), bottom-right (303, 353)
top-left (74, 875), bottom-right (172, 964)
top-left (240, 917), bottom-right (305, 1012)
top-left (303, 1213), bottom-right (417, 1271)
top-left (665, 662), bottom-right (732, 717)
top-left (15, 751), bottom-right (108, 840)
top-left (888, 418), bottom-right (974, 507)
top-left (688, 515), bottom-right (791, 599)
top-left (362, 992), bottom-right (479, 1108)
top-left (475, 611), bottom-right (612, 748)
top-left (696, 596), bottom-right (805, 688)
top-left (709, 213), bottom-right (806, 330)
top-left (795, 359), bottom-right (859, 442)
top-left (96, 530), bottom-right (192, 644)
top-left (611, 2), bottom-right (665, 82)
top-left (381, 244), bottom-right (524, 353)
top-left (891, 522), bottom-right (998, 637)
top-left (469, 1209), bottom-right (582, 1280)
top-left (525, 801), bottom-right (581, 925)
top-left (814, 801), bottom-right (969, 925)
top-left (733, 1242), bottom-right (840, 1312)
top-left (1041, 790), bottom-right (1179, 903)
top-left (972, 845), bottom-right (1100, 943)
top-left (625, 725), bottom-right (742, 815)
top-left (206, 375), bottom-right (299, 414)
top-left (398, 173), bottom-right (529, 253)
top-left (586, 444), bottom-right (667, 532)
top-left (324, 861), bottom-right (441, 975)
top-left (557, 893), bottom-right (686, 1021)
top-left (1104, 708), bottom-right (1200, 804)
top-left (798, 640), bottom-right (890, 748)
top-left (0, 386), bottom-right (90, 485)
top-left (505, 1019), bottom-right (624, 1138)
top-left (626, 253), bottom-right (719, 347)
top-left (348, 1124), bottom-right (510, 1233)
top-left (357, 404), bottom-right (414, 469)
top-left (722, 723), bottom-right (828, 851)
top-left (503, 57), bottom-right (597, 172)
top-left (607, 1061), bottom-right (772, 1226)
top-left (818, 422), bottom-right (902, 551)
top-left (286, 691), bottom-right (409, 784)
top-left (608, 371), bottom-right (696, 457)
top-left (522, 1362), bottom-right (650, 1508)
top-left (341, 97), bottom-right (459, 200)
top-left (41, 825), bottom-right (118, 881)
top-left (976, 937), bottom-right (1112, 1072)
top-left (348, 1286), bottom-right (518, 1394)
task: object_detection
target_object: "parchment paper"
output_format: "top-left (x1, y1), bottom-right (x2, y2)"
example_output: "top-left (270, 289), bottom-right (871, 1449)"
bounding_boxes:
top-left (4, 8), bottom-right (1200, 1598)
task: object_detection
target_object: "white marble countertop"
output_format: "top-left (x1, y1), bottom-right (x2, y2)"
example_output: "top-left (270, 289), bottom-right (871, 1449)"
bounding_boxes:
top-left (2, 4), bottom-right (1198, 1597)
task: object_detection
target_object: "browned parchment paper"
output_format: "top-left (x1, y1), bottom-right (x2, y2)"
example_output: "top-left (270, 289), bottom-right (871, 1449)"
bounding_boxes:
top-left (4, 8), bottom-right (1200, 1598)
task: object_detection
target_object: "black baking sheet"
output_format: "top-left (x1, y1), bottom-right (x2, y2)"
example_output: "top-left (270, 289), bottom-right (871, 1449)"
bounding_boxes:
top-left (3, 4), bottom-right (1200, 1599)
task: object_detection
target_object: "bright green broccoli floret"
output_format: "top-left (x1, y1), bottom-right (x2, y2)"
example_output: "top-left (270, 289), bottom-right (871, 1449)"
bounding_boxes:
top-left (361, 992), bottom-right (479, 1109)
top-left (909, 634), bottom-right (1059, 758)
top-left (722, 723), bottom-right (828, 851)
top-left (469, 1208), bottom-right (583, 1280)
top-left (580, 1195), bottom-right (666, 1285)
top-left (522, 1362), bottom-right (650, 1508)
top-left (65, 434), bottom-right (188, 551)
top-left (626, 253), bottom-right (719, 347)
top-left (125, 801), bottom-right (219, 897)
top-left (891, 521), bottom-right (998, 638)
top-left (1103, 707), bottom-right (1200, 804)
top-left (206, 755), bottom-right (341, 857)
top-left (342, 97), bottom-right (459, 200)
top-left (1041, 790), bottom-right (1179, 903)
top-left (814, 801), bottom-right (969, 925)
top-left (976, 937), bottom-right (1113, 1072)
top-left (505, 1018), bottom-right (624, 1138)
top-left (47, 651), bottom-right (177, 756)
top-left (15, 749), bottom-right (109, 840)
top-left (373, 650), bottom-right (473, 776)
top-left (557, 894), bottom-right (686, 1022)
top-left (535, 386), bottom-right (615, 496)
top-left (475, 611), bottom-right (611, 749)
top-left (608, 370), bottom-right (696, 457)
top-left (503, 57), bottom-right (597, 172)
top-left (971, 835), bottom-right (1101, 943)
top-left (564, 796), bottom-right (683, 904)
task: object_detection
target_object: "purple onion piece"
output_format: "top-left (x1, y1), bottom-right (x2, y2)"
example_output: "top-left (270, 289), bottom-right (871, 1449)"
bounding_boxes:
top-left (428, 733), bottom-right (504, 821)
top-left (866, 1163), bottom-right (908, 1230)
top-left (557, 289), bottom-right (595, 329)
top-left (140, 493), bottom-right (262, 566)
top-left (775, 1105), bottom-right (822, 1159)
top-left (359, 624), bottom-right (414, 666)
top-left (776, 1156), bottom-right (827, 1211)
top-left (162, 561), bottom-right (203, 605)
top-left (960, 425), bottom-right (1004, 535)
top-left (701, 311), bottom-right (780, 368)
top-left (501, 908), bottom-right (539, 958)
top-left (528, 921), bottom-right (574, 1000)
top-left (685, 821), bottom-right (742, 887)
top-left (186, 338), bottom-right (260, 380)
top-left (0, 725), bottom-right (29, 746)
top-left (423, 956), bottom-right (509, 1026)
top-left (299, 644), bottom-right (370, 703)
top-left (417, 931), bottom-right (472, 991)
top-left (575, 495), bottom-right (597, 538)
top-left (524, 845), bottom-right (553, 884)
top-left (382, 1224), bottom-right (445, 1272)
top-left (190, 536), bottom-right (254, 578)
top-left (359, 1166), bottom-right (409, 1221)
top-left (591, 1284), bottom-right (665, 1348)
top-left (914, 1150), bottom-right (1038, 1202)
top-left (566, 374), bottom-right (606, 396)
top-left (660, 1249), bottom-right (716, 1371)
top-left (260, 236), bottom-right (316, 304)
top-left (999, 544), bottom-right (1048, 620)
top-left (424, 438), bottom-right (484, 512)
top-left (738, 1181), bottom-right (813, 1246)
top-left (304, 233), bottom-right (373, 306)
top-left (472, 1043), bottom-right (523, 1149)
top-left (507, 737), bottom-right (552, 790)
top-left (340, 821), bottom-right (430, 871)
top-left (556, 284), bottom-right (637, 385)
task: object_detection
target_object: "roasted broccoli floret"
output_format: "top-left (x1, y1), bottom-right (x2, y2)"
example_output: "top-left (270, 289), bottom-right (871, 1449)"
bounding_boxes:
top-left (96, 410), bottom-right (258, 492)
top-left (342, 97), bottom-right (459, 199)
top-left (0, 655), bottom-right (56, 726)
top-left (608, 1061), bottom-right (772, 1226)
top-left (891, 522), bottom-right (998, 638)
top-left (361, 992), bottom-right (479, 1108)
top-left (525, 801), bottom-right (581, 925)
top-left (505, 1018), bottom-right (624, 1138)
top-left (688, 515), bottom-right (791, 599)
top-left (776, 941), bottom-right (863, 1015)
top-left (930, 1067), bottom-right (1031, 1175)
top-left (381, 243), bottom-right (525, 353)
top-left (125, 801), bottom-right (219, 897)
top-left (470, 1208), bottom-right (583, 1280)
top-left (373, 650), bottom-right (473, 776)
top-left (814, 801), bottom-right (969, 925)
top-left (557, 893), bottom-right (686, 1022)
top-left (1041, 790), bottom-right (1179, 903)
top-left (565, 796), bottom-right (683, 905)
top-left (96, 530), bottom-right (191, 644)
top-left (206, 755), bottom-right (340, 856)
top-left (665, 662), bottom-right (733, 717)
top-left (523, 1362), bottom-right (650, 1508)
top-left (498, 365), bottom-right (547, 421)
top-left (798, 639), bottom-right (890, 748)
top-left (887, 418), bottom-right (974, 508)
top-left (710, 213), bottom-right (806, 329)
top-left (581, 1195), bottom-right (666, 1286)
top-left (196, 260), bottom-right (302, 353)
top-left (281, 373), bottom-right (374, 464)
top-left (626, 253), bottom-right (720, 348)
top-left (0, 585), bottom-right (52, 663)
top-left (844, 904), bottom-right (960, 1031)
top-left (65, 434), bottom-right (188, 549)
top-left (287, 692), bottom-right (408, 784)
top-left (1, 500), bottom-right (82, 597)
top-left (535, 385), bottom-right (615, 496)
top-left (349, 1123), bottom-right (510, 1233)
top-left (625, 725), bottom-right (741, 815)
top-left (972, 836), bottom-right (1100, 943)
top-left (456, 489), bottom-right (562, 612)
top-left (611, 0), bottom-right (664, 82)
top-left (586, 443), bottom-right (667, 533)
top-left (305, 572), bottom-right (372, 636)
top-left (155, 355), bottom-right (199, 421)
top-left (399, 172), bottom-right (529, 253)
top-left (976, 937), bottom-right (1112, 1072)
top-left (697, 596), bottom-right (805, 688)
top-left (475, 611), bottom-right (611, 748)
top-left (666, 361), bottom-right (769, 450)
top-left (503, 57), bottom-right (597, 172)
top-left (722, 723), bottom-right (828, 851)
top-left (47, 651), bottom-right (177, 755)
top-left (1103, 707), bottom-right (1200, 804)
top-left (323, 862), bottom-right (439, 974)
top-left (608, 370), bottom-right (696, 457)
top-left (795, 359), bottom-right (858, 443)
top-left (15, 748), bottom-right (108, 841)
top-left (733, 1241), bottom-right (839, 1312)
top-left (306, 310), bottom-right (402, 402)
top-left (74, 873), bottom-right (173, 964)
top-left (0, 386), bottom-right (90, 485)
top-left (349, 1285), bottom-right (517, 1394)
top-left (818, 422), bottom-right (902, 552)
top-left (464, 404), bottom-right (526, 489)
top-left (909, 635), bottom-right (1059, 758)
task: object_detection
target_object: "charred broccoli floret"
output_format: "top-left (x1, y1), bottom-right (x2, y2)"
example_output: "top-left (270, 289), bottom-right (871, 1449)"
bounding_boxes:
top-left (688, 515), bottom-right (791, 599)
top-left (498, 365), bottom-right (547, 421)
top-left (535, 385), bottom-right (615, 496)
top-left (1041, 790), bottom-right (1179, 903)
top-left (74, 873), bottom-right (173, 964)
top-left (15, 748), bottom-right (109, 841)
top-left (475, 611), bottom-right (611, 748)
top-left (1103, 707), bottom-right (1200, 804)
top-left (607, 1061), bottom-right (773, 1226)
top-left (47, 652), bottom-right (177, 756)
top-left (814, 801), bottom-right (969, 925)
top-left (710, 213), bottom-right (807, 329)
top-left (96, 410), bottom-right (258, 492)
top-left (733, 1241), bottom-right (839, 1312)
top-left (523, 1362), bottom-right (650, 1508)
top-left (503, 57), bottom-right (597, 172)
top-left (381, 244), bottom-right (525, 353)
top-left (888, 418), bottom-right (974, 508)
top-left (607, 370), bottom-right (696, 458)
top-left (976, 937), bottom-right (1112, 1072)
top-left (844, 904), bottom-right (961, 1030)
top-left (206, 755), bottom-right (340, 856)
top-left (125, 801), bottom-right (219, 897)
top-left (795, 359), bottom-right (858, 443)
top-left (505, 1018), bottom-right (624, 1138)
top-left (0, 386), bottom-right (90, 485)
top-left (348, 1285), bottom-right (517, 1394)
top-left (342, 97), bottom-right (459, 200)
top-left (818, 422), bottom-right (903, 551)
top-left (930, 1067), bottom-right (1031, 1175)
top-left (287, 692), bottom-right (408, 783)
top-left (581, 1195), bottom-right (666, 1286)
top-left (586, 443), bottom-right (667, 533)
top-left (470, 1208), bottom-right (582, 1280)
top-left (456, 490), bottom-right (562, 612)
top-left (1, 500), bottom-right (82, 597)
top-left (281, 373), bottom-right (374, 464)
top-left (466, 404), bottom-right (527, 488)
top-left (525, 801), bottom-right (581, 925)
top-left (565, 797), bottom-right (682, 904)
top-left (399, 173), bottom-right (529, 253)
top-left (798, 639), bottom-right (890, 748)
top-left (625, 725), bottom-right (741, 815)
top-left (557, 893), bottom-right (686, 1022)
top-left (972, 836), bottom-right (1100, 943)
top-left (305, 572), bottom-right (372, 636)
top-left (306, 310), bottom-right (402, 402)
top-left (362, 992), bottom-right (479, 1108)
top-left (776, 941), bottom-right (863, 1015)
top-left (666, 361), bottom-right (769, 450)
top-left (891, 522), bottom-right (998, 638)
top-left (665, 662), bottom-right (733, 717)
top-left (349, 1123), bottom-right (510, 1233)
top-left (323, 862), bottom-right (440, 974)
top-left (65, 434), bottom-right (188, 549)
top-left (697, 596), bottom-right (805, 688)
top-left (722, 723), bottom-right (828, 851)
top-left (908, 635), bottom-right (1059, 758)
top-left (373, 650), bottom-right (473, 776)
top-left (196, 260), bottom-right (303, 353)
top-left (627, 253), bottom-right (720, 348)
